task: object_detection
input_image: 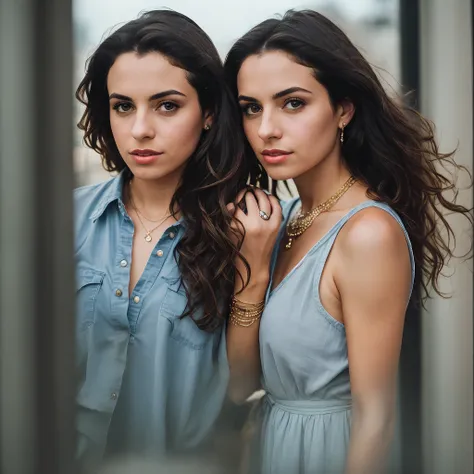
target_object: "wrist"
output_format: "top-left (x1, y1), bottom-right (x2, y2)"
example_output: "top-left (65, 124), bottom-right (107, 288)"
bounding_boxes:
top-left (234, 271), bottom-right (269, 300)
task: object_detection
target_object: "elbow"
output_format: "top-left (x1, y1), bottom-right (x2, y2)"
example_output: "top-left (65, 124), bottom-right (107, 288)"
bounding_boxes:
top-left (227, 389), bottom-right (250, 405)
top-left (227, 376), bottom-right (261, 405)
top-left (227, 383), bottom-right (258, 405)
top-left (352, 401), bottom-right (396, 440)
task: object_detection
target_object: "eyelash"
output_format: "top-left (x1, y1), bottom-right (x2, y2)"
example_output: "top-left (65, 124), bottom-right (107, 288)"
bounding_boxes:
top-left (159, 101), bottom-right (179, 112)
top-left (241, 103), bottom-right (261, 116)
top-left (241, 97), bottom-right (306, 116)
top-left (111, 101), bottom-right (180, 114)
top-left (112, 102), bottom-right (132, 113)
top-left (284, 97), bottom-right (305, 110)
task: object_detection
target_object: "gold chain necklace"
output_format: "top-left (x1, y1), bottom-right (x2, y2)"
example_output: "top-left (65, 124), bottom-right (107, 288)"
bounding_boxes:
top-left (128, 188), bottom-right (172, 243)
top-left (285, 176), bottom-right (356, 250)
top-left (133, 205), bottom-right (167, 223)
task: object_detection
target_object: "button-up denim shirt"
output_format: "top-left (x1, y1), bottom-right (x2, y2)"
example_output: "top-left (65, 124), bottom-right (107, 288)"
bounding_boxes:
top-left (74, 172), bottom-right (229, 468)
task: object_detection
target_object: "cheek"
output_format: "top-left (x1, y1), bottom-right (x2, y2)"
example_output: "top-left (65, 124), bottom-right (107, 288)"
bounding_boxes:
top-left (109, 116), bottom-right (127, 149)
top-left (165, 114), bottom-right (203, 157)
top-left (243, 120), bottom-right (260, 147)
top-left (294, 110), bottom-right (336, 150)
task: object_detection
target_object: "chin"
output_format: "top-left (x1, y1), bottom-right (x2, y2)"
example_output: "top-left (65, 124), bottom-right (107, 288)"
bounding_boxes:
top-left (128, 166), bottom-right (178, 182)
top-left (264, 167), bottom-right (300, 182)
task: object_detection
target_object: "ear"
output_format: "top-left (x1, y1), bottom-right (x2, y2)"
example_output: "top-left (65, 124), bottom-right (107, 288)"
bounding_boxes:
top-left (203, 111), bottom-right (214, 130)
top-left (337, 99), bottom-right (355, 127)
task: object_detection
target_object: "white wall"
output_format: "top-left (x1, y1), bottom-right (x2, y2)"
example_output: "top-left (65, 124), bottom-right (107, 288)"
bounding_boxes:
top-left (420, 1), bottom-right (473, 473)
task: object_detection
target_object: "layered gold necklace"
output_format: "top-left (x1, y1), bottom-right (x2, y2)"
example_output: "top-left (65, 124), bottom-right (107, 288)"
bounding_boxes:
top-left (285, 176), bottom-right (356, 250)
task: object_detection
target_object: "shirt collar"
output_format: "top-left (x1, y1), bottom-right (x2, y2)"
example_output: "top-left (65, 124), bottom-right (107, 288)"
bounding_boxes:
top-left (89, 170), bottom-right (128, 221)
top-left (89, 169), bottom-right (185, 229)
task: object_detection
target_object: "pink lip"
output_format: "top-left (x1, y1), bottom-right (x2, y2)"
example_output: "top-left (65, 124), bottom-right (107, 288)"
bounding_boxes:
top-left (130, 149), bottom-right (163, 165)
top-left (261, 149), bottom-right (292, 165)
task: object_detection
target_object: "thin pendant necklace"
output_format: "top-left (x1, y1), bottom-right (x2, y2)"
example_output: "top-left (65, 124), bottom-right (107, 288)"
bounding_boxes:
top-left (285, 176), bottom-right (356, 250)
top-left (128, 185), bottom-right (172, 243)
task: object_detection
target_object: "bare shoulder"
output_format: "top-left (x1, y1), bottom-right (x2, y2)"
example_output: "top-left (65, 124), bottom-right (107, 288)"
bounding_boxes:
top-left (335, 206), bottom-right (412, 315)
top-left (337, 206), bottom-right (408, 259)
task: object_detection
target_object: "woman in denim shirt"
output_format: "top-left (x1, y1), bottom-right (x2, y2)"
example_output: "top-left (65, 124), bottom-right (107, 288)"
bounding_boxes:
top-left (74, 10), bottom-right (281, 471)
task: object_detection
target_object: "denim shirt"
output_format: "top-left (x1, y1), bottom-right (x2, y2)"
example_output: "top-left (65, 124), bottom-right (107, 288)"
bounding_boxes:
top-left (74, 172), bottom-right (229, 468)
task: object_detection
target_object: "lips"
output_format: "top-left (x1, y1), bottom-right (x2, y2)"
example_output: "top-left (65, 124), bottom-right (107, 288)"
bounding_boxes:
top-left (130, 149), bottom-right (163, 165)
top-left (261, 149), bottom-right (292, 165)
top-left (130, 149), bottom-right (162, 156)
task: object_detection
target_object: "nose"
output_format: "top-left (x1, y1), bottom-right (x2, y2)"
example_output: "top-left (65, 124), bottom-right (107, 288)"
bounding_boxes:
top-left (257, 110), bottom-right (282, 142)
top-left (131, 110), bottom-right (155, 141)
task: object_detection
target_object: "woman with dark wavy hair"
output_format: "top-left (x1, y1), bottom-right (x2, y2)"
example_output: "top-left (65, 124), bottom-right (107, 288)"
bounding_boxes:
top-left (224, 9), bottom-right (472, 474)
top-left (74, 9), bottom-right (281, 471)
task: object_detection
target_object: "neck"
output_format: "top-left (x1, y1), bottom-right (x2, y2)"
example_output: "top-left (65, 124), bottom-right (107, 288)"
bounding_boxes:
top-left (294, 154), bottom-right (352, 212)
top-left (126, 173), bottom-right (180, 219)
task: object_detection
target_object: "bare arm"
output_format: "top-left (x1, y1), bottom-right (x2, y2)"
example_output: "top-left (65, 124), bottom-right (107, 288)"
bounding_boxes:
top-left (335, 209), bottom-right (412, 474)
top-left (226, 189), bottom-right (282, 404)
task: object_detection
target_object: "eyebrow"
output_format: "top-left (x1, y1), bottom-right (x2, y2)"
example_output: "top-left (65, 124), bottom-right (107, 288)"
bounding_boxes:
top-left (238, 87), bottom-right (312, 102)
top-left (108, 90), bottom-right (187, 101)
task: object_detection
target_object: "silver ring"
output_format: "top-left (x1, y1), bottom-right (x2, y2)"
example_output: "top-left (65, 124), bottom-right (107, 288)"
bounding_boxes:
top-left (259, 210), bottom-right (270, 221)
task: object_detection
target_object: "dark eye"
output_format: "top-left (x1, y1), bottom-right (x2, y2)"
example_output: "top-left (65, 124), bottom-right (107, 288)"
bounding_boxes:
top-left (159, 101), bottom-right (178, 112)
top-left (242, 103), bottom-right (262, 116)
top-left (284, 98), bottom-right (305, 111)
top-left (113, 102), bottom-right (133, 113)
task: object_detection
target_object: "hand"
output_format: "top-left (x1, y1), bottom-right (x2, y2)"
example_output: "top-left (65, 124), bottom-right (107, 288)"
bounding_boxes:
top-left (228, 187), bottom-right (282, 291)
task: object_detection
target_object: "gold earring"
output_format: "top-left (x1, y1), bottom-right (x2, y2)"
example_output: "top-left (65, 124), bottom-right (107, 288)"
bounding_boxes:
top-left (340, 122), bottom-right (346, 144)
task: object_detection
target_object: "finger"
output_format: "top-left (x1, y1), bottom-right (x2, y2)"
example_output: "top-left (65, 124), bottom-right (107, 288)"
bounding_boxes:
top-left (227, 202), bottom-right (236, 216)
top-left (252, 188), bottom-right (272, 219)
top-left (232, 205), bottom-right (247, 226)
top-left (235, 188), bottom-right (250, 213)
top-left (244, 189), bottom-right (260, 217)
top-left (235, 188), bottom-right (248, 202)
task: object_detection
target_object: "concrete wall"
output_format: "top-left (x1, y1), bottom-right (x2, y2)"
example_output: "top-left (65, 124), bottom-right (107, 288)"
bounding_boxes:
top-left (420, 1), bottom-right (473, 473)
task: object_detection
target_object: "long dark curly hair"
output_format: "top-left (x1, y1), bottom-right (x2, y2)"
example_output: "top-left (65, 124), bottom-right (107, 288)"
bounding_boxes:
top-left (225, 9), bottom-right (472, 301)
top-left (76, 10), bottom-right (255, 330)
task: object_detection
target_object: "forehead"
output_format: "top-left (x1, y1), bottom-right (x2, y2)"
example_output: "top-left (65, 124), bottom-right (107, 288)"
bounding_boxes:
top-left (107, 51), bottom-right (191, 95)
top-left (237, 50), bottom-right (317, 96)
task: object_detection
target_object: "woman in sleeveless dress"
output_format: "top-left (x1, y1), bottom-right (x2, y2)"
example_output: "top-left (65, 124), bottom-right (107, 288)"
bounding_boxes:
top-left (224, 10), bottom-right (473, 474)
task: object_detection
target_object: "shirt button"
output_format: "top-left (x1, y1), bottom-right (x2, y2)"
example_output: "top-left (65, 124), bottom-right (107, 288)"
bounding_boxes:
top-left (115, 289), bottom-right (123, 297)
top-left (111, 392), bottom-right (118, 400)
top-left (133, 296), bottom-right (140, 304)
top-left (169, 232), bottom-right (175, 239)
top-left (156, 250), bottom-right (164, 257)
top-left (130, 335), bottom-right (135, 342)
top-left (120, 259), bottom-right (128, 267)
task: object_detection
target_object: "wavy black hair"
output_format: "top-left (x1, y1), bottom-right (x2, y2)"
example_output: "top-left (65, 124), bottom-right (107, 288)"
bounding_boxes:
top-left (225, 9), bottom-right (472, 300)
top-left (76, 9), bottom-right (256, 330)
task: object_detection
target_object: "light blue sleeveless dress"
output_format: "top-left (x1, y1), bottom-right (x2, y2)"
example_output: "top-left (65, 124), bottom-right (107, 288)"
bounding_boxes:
top-left (248, 199), bottom-right (415, 474)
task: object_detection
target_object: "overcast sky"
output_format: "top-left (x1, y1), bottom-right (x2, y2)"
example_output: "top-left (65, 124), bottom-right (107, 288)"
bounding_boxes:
top-left (73, 0), bottom-right (389, 55)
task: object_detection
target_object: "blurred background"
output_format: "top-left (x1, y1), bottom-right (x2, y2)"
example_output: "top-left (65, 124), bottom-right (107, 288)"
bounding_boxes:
top-left (73, 0), bottom-right (402, 186)
top-left (0, 0), bottom-right (472, 473)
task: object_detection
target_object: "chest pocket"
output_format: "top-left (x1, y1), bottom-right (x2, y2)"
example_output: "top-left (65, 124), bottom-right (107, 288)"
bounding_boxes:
top-left (160, 275), bottom-right (212, 350)
top-left (76, 267), bottom-right (105, 329)
top-left (75, 267), bottom-right (105, 371)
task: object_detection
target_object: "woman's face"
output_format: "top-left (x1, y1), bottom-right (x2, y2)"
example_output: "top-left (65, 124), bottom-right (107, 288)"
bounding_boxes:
top-left (237, 50), bottom-right (349, 181)
top-left (107, 51), bottom-right (210, 182)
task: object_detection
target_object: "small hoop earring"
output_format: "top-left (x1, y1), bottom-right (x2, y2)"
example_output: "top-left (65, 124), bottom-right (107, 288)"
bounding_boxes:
top-left (340, 122), bottom-right (346, 144)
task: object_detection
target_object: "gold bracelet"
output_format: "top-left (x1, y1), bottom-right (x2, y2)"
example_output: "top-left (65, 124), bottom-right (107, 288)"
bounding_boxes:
top-left (229, 296), bottom-right (265, 327)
